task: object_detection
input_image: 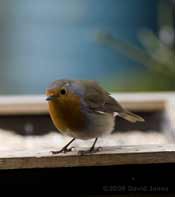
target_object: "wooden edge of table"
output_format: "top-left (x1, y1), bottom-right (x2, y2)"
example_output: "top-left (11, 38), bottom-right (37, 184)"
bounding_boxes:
top-left (0, 92), bottom-right (174, 114)
top-left (0, 144), bottom-right (175, 170)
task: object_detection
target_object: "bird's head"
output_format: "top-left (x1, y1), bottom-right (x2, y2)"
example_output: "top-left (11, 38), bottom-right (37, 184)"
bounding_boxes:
top-left (46, 80), bottom-right (69, 101)
top-left (46, 79), bottom-right (85, 103)
top-left (46, 79), bottom-right (86, 130)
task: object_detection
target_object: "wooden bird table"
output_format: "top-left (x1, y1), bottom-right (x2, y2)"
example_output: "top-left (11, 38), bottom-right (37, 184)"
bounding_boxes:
top-left (0, 93), bottom-right (174, 193)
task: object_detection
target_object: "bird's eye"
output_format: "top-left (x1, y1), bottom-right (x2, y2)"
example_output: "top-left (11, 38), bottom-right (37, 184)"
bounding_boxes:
top-left (60, 88), bottom-right (66, 95)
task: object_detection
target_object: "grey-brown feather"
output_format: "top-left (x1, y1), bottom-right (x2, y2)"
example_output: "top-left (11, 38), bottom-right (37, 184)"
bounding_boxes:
top-left (82, 80), bottom-right (144, 123)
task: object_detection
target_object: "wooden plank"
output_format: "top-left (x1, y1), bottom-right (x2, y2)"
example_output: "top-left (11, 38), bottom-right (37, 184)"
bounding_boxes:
top-left (0, 144), bottom-right (175, 169)
top-left (0, 95), bottom-right (47, 115)
top-left (166, 99), bottom-right (175, 128)
top-left (0, 92), bottom-right (174, 169)
top-left (0, 92), bottom-right (173, 114)
top-left (164, 99), bottom-right (175, 142)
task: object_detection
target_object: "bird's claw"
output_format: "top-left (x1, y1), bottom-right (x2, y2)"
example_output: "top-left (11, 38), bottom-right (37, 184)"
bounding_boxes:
top-left (78, 147), bottom-right (102, 155)
top-left (51, 146), bottom-right (75, 154)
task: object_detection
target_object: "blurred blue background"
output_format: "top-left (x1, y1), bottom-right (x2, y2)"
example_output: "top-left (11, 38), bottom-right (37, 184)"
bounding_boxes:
top-left (0, 0), bottom-right (174, 94)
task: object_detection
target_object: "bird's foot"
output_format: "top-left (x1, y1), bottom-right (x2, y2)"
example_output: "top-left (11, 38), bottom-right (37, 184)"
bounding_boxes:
top-left (78, 147), bottom-right (102, 155)
top-left (51, 146), bottom-right (75, 154)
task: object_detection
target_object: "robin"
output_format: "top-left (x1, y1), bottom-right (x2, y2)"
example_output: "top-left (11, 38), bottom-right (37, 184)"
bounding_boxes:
top-left (46, 79), bottom-right (144, 154)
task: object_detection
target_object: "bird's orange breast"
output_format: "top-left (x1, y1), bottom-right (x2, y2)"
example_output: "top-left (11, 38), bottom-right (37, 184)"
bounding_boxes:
top-left (48, 93), bottom-right (86, 133)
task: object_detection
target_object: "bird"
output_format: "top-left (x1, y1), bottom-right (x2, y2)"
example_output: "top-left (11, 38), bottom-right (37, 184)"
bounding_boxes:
top-left (46, 79), bottom-right (144, 154)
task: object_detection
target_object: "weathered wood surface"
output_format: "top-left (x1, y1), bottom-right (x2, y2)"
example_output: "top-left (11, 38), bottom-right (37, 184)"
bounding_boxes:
top-left (0, 95), bottom-right (47, 115)
top-left (0, 144), bottom-right (175, 170)
top-left (0, 93), bottom-right (174, 169)
top-left (0, 92), bottom-right (174, 114)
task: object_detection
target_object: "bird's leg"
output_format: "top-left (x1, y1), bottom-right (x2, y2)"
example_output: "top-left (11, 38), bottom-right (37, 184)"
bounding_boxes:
top-left (89, 137), bottom-right (98, 152)
top-left (78, 138), bottom-right (102, 155)
top-left (51, 138), bottom-right (75, 154)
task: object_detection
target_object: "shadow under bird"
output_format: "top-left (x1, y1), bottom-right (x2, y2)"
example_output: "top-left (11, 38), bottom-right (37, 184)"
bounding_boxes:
top-left (46, 79), bottom-right (144, 154)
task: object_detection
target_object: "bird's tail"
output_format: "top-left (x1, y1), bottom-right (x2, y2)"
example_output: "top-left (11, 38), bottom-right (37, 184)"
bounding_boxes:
top-left (119, 111), bottom-right (144, 123)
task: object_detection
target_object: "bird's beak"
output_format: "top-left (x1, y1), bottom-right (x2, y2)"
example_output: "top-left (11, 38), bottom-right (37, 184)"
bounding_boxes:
top-left (46, 95), bottom-right (57, 101)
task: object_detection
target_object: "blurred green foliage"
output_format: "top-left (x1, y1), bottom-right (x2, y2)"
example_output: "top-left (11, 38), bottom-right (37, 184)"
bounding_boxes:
top-left (97, 0), bottom-right (175, 92)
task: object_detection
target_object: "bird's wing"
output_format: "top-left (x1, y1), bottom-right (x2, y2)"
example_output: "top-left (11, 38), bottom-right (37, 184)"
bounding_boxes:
top-left (83, 80), bottom-right (123, 113)
top-left (84, 81), bottom-right (144, 123)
